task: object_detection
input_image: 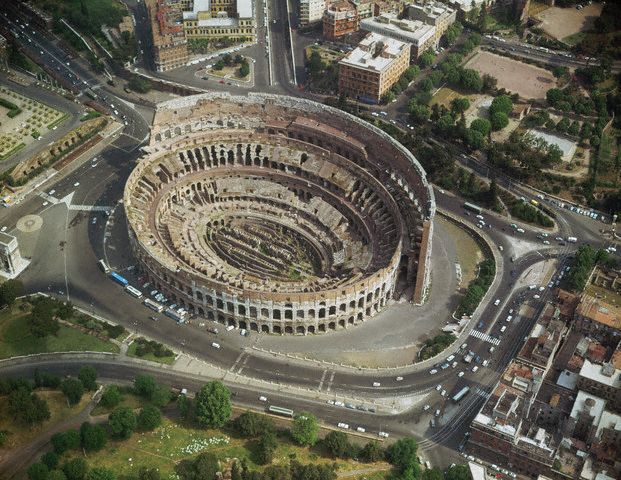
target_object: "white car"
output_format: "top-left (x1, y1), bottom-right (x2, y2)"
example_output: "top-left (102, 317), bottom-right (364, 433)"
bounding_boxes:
top-left (372, 382), bottom-right (381, 387)
top-left (356, 426), bottom-right (366, 433)
top-left (226, 325), bottom-right (235, 331)
top-left (259, 396), bottom-right (267, 402)
top-left (240, 329), bottom-right (246, 336)
top-left (211, 342), bottom-right (220, 349)
top-left (458, 371), bottom-right (465, 378)
top-left (378, 431), bottom-right (389, 438)
top-left (396, 376), bottom-right (403, 381)
top-left (436, 384), bottom-right (442, 391)
top-left (429, 369), bottom-right (438, 375)
top-left (423, 404), bottom-right (431, 411)
top-left (337, 422), bottom-right (349, 429)
top-left (334, 401), bottom-right (345, 407)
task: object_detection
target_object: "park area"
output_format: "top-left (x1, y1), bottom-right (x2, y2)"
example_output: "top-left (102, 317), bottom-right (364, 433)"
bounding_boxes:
top-left (0, 86), bottom-right (65, 161)
top-left (465, 51), bottom-right (556, 99)
top-left (535, 2), bottom-right (603, 43)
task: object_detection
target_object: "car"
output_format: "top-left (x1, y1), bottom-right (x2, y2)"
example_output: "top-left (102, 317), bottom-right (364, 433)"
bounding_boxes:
top-left (451, 361), bottom-right (458, 368)
top-left (441, 363), bottom-right (450, 370)
top-left (378, 431), bottom-right (389, 438)
top-left (482, 359), bottom-right (489, 367)
top-left (429, 369), bottom-right (438, 375)
top-left (49, 189), bottom-right (56, 195)
top-left (458, 371), bottom-right (465, 377)
top-left (372, 382), bottom-right (381, 387)
top-left (423, 404), bottom-right (430, 411)
top-left (259, 396), bottom-right (267, 402)
top-left (476, 214), bottom-right (484, 220)
top-left (337, 422), bottom-right (349, 429)
top-left (91, 217), bottom-right (97, 224)
top-left (396, 376), bottom-right (404, 381)
top-left (356, 426), bottom-right (366, 433)
top-left (74, 182), bottom-right (80, 187)
top-left (434, 409), bottom-right (441, 417)
top-left (149, 316), bottom-right (158, 321)
top-left (240, 328), bottom-right (246, 336)
top-left (534, 294), bottom-right (541, 299)
top-left (436, 384), bottom-right (442, 391)
top-left (494, 299), bottom-right (501, 306)
top-left (506, 315), bottom-right (512, 322)
top-left (327, 399), bottom-right (335, 405)
top-left (211, 342), bottom-right (220, 349)
top-left (345, 403), bottom-right (355, 409)
top-left (543, 240), bottom-right (550, 245)
top-left (334, 401), bottom-right (344, 407)
top-left (441, 389), bottom-right (447, 397)
top-left (226, 325), bottom-right (235, 331)
top-left (472, 366), bottom-right (479, 372)
top-left (0, 227), bottom-right (6, 233)
top-left (219, 80), bottom-right (225, 84)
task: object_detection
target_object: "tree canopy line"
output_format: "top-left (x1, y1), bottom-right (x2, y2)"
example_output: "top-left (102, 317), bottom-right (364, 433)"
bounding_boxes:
top-left (565, 245), bottom-right (616, 292)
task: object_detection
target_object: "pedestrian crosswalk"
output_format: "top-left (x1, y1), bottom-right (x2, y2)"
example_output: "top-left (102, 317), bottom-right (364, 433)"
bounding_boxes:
top-left (470, 329), bottom-right (501, 345)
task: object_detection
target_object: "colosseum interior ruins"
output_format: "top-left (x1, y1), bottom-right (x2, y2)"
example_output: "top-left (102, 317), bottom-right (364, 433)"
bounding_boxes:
top-left (123, 93), bottom-right (435, 334)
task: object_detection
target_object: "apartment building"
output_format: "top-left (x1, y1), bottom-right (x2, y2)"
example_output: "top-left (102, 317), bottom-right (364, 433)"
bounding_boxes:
top-left (577, 359), bottom-right (621, 413)
top-left (146, 0), bottom-right (189, 72)
top-left (338, 32), bottom-right (410, 103)
top-left (183, 0), bottom-right (256, 42)
top-left (323, 0), bottom-right (360, 40)
top-left (361, 13), bottom-right (436, 59)
top-left (299, 0), bottom-right (326, 25)
top-left (574, 294), bottom-right (621, 342)
top-left (405, 1), bottom-right (456, 51)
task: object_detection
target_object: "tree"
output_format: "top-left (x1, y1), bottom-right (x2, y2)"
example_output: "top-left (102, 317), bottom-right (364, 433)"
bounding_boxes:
top-left (0, 279), bottom-right (23, 306)
top-left (80, 422), bottom-right (107, 452)
top-left (308, 50), bottom-right (323, 75)
top-left (470, 118), bottom-right (491, 137)
top-left (134, 375), bottom-right (157, 398)
top-left (410, 103), bottom-right (430, 123)
top-left (291, 411), bottom-right (319, 446)
top-left (41, 451), bottom-right (59, 470)
top-left (109, 407), bottom-right (137, 439)
top-left (51, 429), bottom-right (81, 454)
top-left (86, 468), bottom-right (116, 480)
top-left (29, 301), bottom-right (59, 338)
top-left (234, 411), bottom-right (274, 437)
top-left (194, 453), bottom-right (219, 478)
top-left (419, 50), bottom-right (435, 68)
top-left (464, 128), bottom-right (485, 150)
top-left (78, 366), bottom-right (97, 391)
top-left (546, 88), bottom-right (564, 106)
top-left (482, 73), bottom-right (497, 92)
top-left (386, 437), bottom-right (419, 472)
top-left (214, 59), bottom-right (225, 70)
top-left (138, 405), bottom-right (162, 431)
top-left (383, 91), bottom-right (396, 104)
top-left (323, 431), bottom-right (350, 458)
top-left (239, 62), bottom-right (250, 77)
top-left (436, 114), bottom-right (455, 135)
top-left (150, 386), bottom-right (172, 407)
top-left (63, 458), bottom-right (88, 480)
top-left (556, 117), bottom-right (570, 133)
top-left (256, 429), bottom-right (277, 465)
top-left (360, 441), bottom-right (384, 462)
top-left (48, 470), bottom-right (68, 480)
top-left (177, 394), bottom-right (193, 420)
top-left (194, 381), bottom-right (231, 428)
top-left (231, 461), bottom-right (241, 480)
top-left (490, 111), bottom-right (509, 131)
top-left (445, 464), bottom-right (472, 480)
top-left (9, 387), bottom-right (50, 426)
top-left (422, 468), bottom-right (445, 480)
top-left (100, 385), bottom-right (121, 409)
top-left (460, 69), bottom-right (483, 92)
top-left (61, 378), bottom-right (84, 406)
top-left (128, 75), bottom-right (151, 94)
top-left (568, 120), bottom-right (580, 137)
top-left (27, 462), bottom-right (48, 480)
top-left (489, 95), bottom-right (513, 116)
top-left (451, 97), bottom-right (470, 115)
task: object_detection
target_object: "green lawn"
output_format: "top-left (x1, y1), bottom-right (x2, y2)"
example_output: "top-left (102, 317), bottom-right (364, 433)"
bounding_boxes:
top-left (0, 305), bottom-right (119, 359)
top-left (562, 32), bottom-right (586, 46)
top-left (126, 342), bottom-right (176, 365)
top-left (62, 417), bottom-right (392, 478)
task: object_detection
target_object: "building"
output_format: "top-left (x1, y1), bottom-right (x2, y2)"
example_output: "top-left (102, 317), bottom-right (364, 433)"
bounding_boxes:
top-left (360, 13), bottom-right (435, 59)
top-left (577, 359), bottom-right (621, 413)
top-left (0, 35), bottom-right (8, 69)
top-left (182, 0), bottom-right (256, 42)
top-left (574, 294), bottom-right (621, 341)
top-left (517, 302), bottom-right (566, 372)
top-left (323, 0), bottom-right (359, 40)
top-left (0, 232), bottom-right (27, 278)
top-left (405, 1), bottom-right (456, 50)
top-left (299, 0), bottom-right (326, 25)
top-left (352, 0), bottom-right (375, 19)
top-left (338, 32), bottom-right (410, 103)
top-left (146, 0), bottom-right (189, 72)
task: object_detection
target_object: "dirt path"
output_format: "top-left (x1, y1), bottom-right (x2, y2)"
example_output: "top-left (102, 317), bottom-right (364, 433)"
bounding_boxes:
top-left (0, 389), bottom-right (102, 479)
top-left (337, 466), bottom-right (392, 478)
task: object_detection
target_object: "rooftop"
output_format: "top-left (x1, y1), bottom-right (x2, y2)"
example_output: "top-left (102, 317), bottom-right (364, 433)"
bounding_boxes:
top-left (570, 390), bottom-right (606, 425)
top-left (339, 32), bottom-right (409, 72)
top-left (576, 294), bottom-right (621, 331)
top-left (579, 359), bottom-right (621, 388)
top-left (360, 13), bottom-right (436, 45)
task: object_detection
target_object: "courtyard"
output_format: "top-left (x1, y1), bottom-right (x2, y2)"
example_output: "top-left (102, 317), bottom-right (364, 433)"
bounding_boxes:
top-left (535, 2), bottom-right (603, 43)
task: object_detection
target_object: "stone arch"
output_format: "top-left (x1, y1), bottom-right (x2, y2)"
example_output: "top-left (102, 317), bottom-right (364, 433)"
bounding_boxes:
top-left (318, 323), bottom-right (326, 332)
top-left (338, 319), bottom-right (345, 328)
top-left (328, 322), bottom-right (336, 330)
top-left (329, 306), bottom-right (336, 316)
top-left (285, 325), bottom-right (294, 334)
top-left (261, 324), bottom-right (270, 333)
top-left (273, 325), bottom-right (282, 334)
top-left (296, 325), bottom-right (305, 334)
top-left (174, 126), bottom-right (182, 136)
top-left (239, 320), bottom-right (247, 330)
top-left (227, 318), bottom-right (236, 327)
top-left (250, 322), bottom-right (258, 331)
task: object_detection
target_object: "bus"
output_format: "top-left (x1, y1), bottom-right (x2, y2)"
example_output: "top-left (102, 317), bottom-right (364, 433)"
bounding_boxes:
top-left (464, 202), bottom-right (482, 215)
top-left (125, 285), bottom-right (143, 298)
top-left (144, 298), bottom-right (164, 313)
top-left (165, 308), bottom-right (187, 323)
top-left (98, 259), bottom-right (110, 274)
top-left (268, 405), bottom-right (294, 418)
top-left (452, 386), bottom-right (470, 403)
top-left (109, 271), bottom-right (129, 286)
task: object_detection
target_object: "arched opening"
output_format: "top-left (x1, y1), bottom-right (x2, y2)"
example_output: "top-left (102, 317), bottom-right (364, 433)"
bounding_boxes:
top-left (250, 322), bottom-right (258, 331)
top-left (329, 306), bottom-right (336, 316)
top-left (227, 318), bottom-right (236, 327)
top-left (273, 325), bottom-right (282, 334)
top-left (318, 324), bottom-right (326, 332)
top-left (207, 311), bottom-right (214, 320)
top-left (296, 326), bottom-right (305, 334)
top-left (357, 312), bottom-right (363, 321)
top-left (348, 316), bottom-right (354, 324)
top-left (273, 309), bottom-right (281, 320)
top-left (261, 324), bottom-right (270, 333)
top-left (308, 325), bottom-right (315, 334)
top-left (285, 326), bottom-right (294, 334)
top-left (338, 319), bottom-right (345, 328)
top-left (285, 310), bottom-right (292, 320)
top-left (238, 305), bottom-right (246, 316)
top-left (318, 308), bottom-right (326, 319)
top-left (358, 298), bottom-right (364, 308)
top-left (217, 314), bottom-right (225, 324)
top-left (328, 322), bottom-right (336, 330)
top-left (340, 304), bottom-right (346, 312)
top-left (198, 307), bottom-right (205, 316)
top-left (239, 320), bottom-right (247, 330)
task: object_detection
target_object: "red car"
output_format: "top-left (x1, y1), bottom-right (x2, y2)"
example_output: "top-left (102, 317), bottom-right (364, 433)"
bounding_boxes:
top-left (219, 80), bottom-right (225, 84)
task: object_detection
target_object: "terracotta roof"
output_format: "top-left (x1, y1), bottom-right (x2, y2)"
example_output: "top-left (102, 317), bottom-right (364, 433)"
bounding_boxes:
top-left (576, 295), bottom-right (621, 330)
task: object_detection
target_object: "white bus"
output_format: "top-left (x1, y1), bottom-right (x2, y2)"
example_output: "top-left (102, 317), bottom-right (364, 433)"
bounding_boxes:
top-left (125, 285), bottom-right (143, 298)
top-left (97, 259), bottom-right (111, 274)
top-left (143, 298), bottom-right (164, 313)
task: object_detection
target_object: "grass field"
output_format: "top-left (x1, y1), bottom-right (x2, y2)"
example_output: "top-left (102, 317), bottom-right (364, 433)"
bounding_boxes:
top-left (126, 342), bottom-right (176, 365)
top-left (63, 417), bottom-right (392, 479)
top-left (90, 391), bottom-right (144, 417)
top-left (437, 217), bottom-right (483, 287)
top-left (0, 304), bottom-right (119, 359)
top-left (0, 390), bottom-right (92, 452)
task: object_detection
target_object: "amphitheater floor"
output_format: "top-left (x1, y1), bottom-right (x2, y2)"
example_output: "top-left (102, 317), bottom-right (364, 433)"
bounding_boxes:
top-left (251, 218), bottom-right (463, 367)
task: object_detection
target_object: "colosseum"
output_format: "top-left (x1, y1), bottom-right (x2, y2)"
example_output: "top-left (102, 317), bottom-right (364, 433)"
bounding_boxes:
top-left (124, 93), bottom-right (435, 334)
